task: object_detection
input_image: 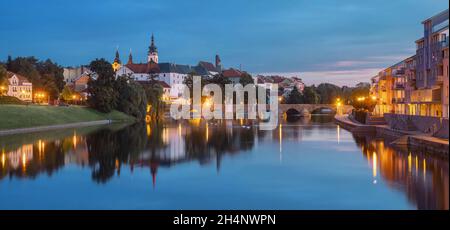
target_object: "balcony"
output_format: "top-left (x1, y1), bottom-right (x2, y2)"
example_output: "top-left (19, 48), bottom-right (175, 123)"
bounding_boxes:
top-left (392, 98), bottom-right (405, 104)
top-left (436, 75), bottom-right (444, 84)
top-left (392, 83), bottom-right (405, 90)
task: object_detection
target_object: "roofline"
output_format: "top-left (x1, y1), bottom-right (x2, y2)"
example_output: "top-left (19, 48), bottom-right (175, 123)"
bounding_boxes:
top-left (422, 9), bottom-right (449, 24)
top-left (415, 37), bottom-right (424, 43)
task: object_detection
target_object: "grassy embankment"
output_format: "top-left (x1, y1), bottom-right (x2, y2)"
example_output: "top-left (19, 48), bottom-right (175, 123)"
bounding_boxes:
top-left (0, 104), bottom-right (135, 130)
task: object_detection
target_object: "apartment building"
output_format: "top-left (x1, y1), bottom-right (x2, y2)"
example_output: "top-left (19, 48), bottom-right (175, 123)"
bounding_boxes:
top-left (413, 9), bottom-right (448, 117)
top-left (371, 9), bottom-right (449, 118)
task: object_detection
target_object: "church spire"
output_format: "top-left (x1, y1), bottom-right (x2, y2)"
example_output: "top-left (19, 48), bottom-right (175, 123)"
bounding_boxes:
top-left (147, 33), bottom-right (159, 63)
top-left (112, 47), bottom-right (122, 72)
top-left (149, 33), bottom-right (158, 54)
top-left (114, 47), bottom-right (121, 64)
top-left (215, 54), bottom-right (222, 71)
top-left (127, 49), bottom-right (133, 64)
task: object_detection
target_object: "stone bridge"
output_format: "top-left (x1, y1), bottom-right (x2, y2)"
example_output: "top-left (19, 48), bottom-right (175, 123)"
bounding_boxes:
top-left (278, 104), bottom-right (353, 116)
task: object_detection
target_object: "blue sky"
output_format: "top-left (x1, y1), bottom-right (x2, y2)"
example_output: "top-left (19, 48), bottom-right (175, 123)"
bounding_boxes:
top-left (0, 0), bottom-right (448, 86)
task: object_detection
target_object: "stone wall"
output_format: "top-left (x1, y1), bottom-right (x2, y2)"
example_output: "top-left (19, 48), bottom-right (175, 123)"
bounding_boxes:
top-left (384, 113), bottom-right (449, 139)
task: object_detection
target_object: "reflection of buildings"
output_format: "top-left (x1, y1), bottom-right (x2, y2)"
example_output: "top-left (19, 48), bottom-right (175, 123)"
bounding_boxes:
top-left (0, 133), bottom-right (89, 180)
top-left (64, 133), bottom-right (89, 166)
top-left (3, 144), bottom-right (33, 170)
top-left (353, 134), bottom-right (449, 210)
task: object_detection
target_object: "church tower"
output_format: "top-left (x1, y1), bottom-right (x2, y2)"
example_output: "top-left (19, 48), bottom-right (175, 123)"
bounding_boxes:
top-left (147, 34), bottom-right (158, 63)
top-left (112, 48), bottom-right (121, 72)
top-left (127, 49), bottom-right (133, 64)
top-left (215, 54), bottom-right (222, 72)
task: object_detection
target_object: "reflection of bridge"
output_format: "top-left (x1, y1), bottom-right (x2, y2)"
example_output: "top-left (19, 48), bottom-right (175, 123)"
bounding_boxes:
top-left (163, 104), bottom-right (353, 118)
top-left (278, 104), bottom-right (353, 116)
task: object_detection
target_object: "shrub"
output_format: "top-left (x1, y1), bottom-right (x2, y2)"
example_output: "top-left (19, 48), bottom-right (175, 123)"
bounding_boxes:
top-left (0, 96), bottom-right (27, 105)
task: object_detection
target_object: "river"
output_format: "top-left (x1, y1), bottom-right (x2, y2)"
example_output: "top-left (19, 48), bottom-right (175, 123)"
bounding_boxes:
top-left (0, 116), bottom-right (448, 210)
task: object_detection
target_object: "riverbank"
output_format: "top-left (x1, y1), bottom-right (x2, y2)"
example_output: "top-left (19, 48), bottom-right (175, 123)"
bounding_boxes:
top-left (335, 115), bottom-right (449, 156)
top-left (0, 105), bottom-right (135, 135)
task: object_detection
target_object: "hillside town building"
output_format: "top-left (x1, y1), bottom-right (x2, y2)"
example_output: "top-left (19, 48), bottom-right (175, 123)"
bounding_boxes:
top-left (371, 9), bottom-right (449, 118)
top-left (6, 71), bottom-right (33, 102)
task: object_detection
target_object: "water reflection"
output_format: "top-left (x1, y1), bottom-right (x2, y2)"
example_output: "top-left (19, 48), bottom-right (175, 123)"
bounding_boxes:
top-left (0, 116), bottom-right (448, 210)
top-left (352, 134), bottom-right (449, 210)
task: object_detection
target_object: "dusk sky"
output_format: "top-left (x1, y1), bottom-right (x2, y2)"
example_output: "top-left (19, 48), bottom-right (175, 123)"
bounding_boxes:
top-left (1, 0), bottom-right (448, 86)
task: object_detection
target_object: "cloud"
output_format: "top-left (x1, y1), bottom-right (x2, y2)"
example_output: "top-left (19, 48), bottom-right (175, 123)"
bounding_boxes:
top-left (260, 68), bottom-right (380, 87)
top-left (332, 60), bottom-right (380, 68)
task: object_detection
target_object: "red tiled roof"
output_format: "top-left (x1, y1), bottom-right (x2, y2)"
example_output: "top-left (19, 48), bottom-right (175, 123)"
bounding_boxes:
top-left (222, 68), bottom-right (243, 78)
top-left (125, 62), bottom-right (160, 74)
top-left (271, 76), bottom-right (284, 83)
top-left (199, 61), bottom-right (217, 72)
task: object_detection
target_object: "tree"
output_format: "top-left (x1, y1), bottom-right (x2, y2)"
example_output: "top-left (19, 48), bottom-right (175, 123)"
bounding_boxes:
top-left (351, 84), bottom-right (370, 100)
top-left (316, 83), bottom-right (342, 104)
top-left (36, 59), bottom-right (65, 98)
top-left (286, 86), bottom-right (303, 104)
top-left (143, 82), bottom-right (164, 120)
top-left (87, 59), bottom-right (118, 113)
top-left (209, 74), bottom-right (231, 101)
top-left (0, 65), bottom-right (8, 95)
top-left (302, 86), bottom-right (320, 104)
top-left (239, 72), bottom-right (254, 86)
top-left (115, 76), bottom-right (147, 120)
top-left (5, 56), bottom-right (65, 100)
top-left (60, 85), bottom-right (73, 102)
top-left (183, 71), bottom-right (196, 94)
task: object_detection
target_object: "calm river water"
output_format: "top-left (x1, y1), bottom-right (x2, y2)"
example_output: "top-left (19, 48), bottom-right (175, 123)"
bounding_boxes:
top-left (0, 116), bottom-right (448, 210)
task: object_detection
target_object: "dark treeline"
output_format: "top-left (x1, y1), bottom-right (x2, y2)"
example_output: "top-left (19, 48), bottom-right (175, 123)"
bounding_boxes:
top-left (87, 58), bottom-right (163, 120)
top-left (1, 56), bottom-right (65, 100)
top-left (285, 82), bottom-right (370, 105)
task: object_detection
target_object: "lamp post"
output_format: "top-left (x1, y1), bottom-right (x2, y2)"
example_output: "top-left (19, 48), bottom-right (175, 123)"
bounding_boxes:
top-left (336, 98), bottom-right (342, 115)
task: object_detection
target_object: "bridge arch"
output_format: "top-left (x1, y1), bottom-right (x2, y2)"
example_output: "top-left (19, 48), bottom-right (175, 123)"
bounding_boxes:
top-left (278, 104), bottom-right (353, 117)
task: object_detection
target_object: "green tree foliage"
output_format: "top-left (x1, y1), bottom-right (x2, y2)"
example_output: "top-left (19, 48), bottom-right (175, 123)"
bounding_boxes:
top-left (350, 83), bottom-right (370, 100)
top-left (36, 59), bottom-right (65, 98)
top-left (143, 82), bottom-right (164, 120)
top-left (60, 85), bottom-right (73, 101)
top-left (183, 72), bottom-right (195, 94)
top-left (0, 64), bottom-right (8, 95)
top-left (115, 76), bottom-right (147, 120)
top-left (5, 56), bottom-right (64, 100)
top-left (316, 83), bottom-right (342, 104)
top-left (302, 86), bottom-right (320, 104)
top-left (87, 59), bottom-right (118, 113)
top-left (350, 83), bottom-right (374, 111)
top-left (239, 72), bottom-right (254, 86)
top-left (286, 86), bottom-right (303, 104)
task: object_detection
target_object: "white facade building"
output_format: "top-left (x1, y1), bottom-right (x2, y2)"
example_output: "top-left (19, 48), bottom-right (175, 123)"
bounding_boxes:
top-left (6, 72), bottom-right (32, 102)
top-left (115, 35), bottom-right (219, 99)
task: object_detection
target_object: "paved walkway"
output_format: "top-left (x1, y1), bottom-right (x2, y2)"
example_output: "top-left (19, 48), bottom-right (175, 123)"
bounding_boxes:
top-left (335, 115), bottom-right (448, 155)
top-left (0, 120), bottom-right (112, 136)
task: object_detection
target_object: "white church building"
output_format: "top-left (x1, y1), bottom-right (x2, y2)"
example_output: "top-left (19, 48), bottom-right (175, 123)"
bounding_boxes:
top-left (114, 35), bottom-right (222, 99)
